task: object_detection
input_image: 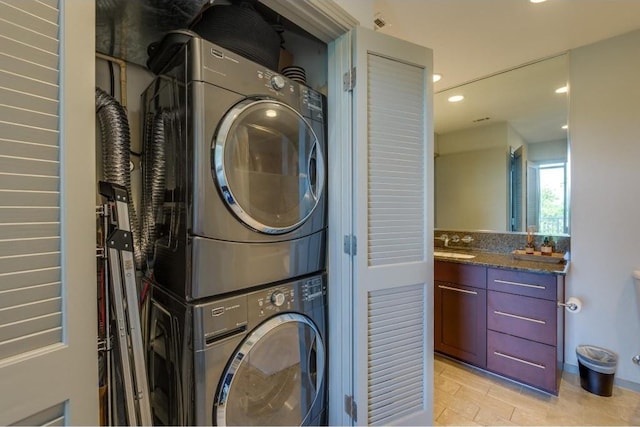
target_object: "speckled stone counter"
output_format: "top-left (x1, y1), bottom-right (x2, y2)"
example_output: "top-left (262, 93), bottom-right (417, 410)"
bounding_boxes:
top-left (434, 250), bottom-right (569, 275)
top-left (433, 229), bottom-right (570, 275)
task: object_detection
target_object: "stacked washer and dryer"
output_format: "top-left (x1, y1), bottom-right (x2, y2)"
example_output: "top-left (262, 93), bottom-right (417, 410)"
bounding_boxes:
top-left (141, 33), bottom-right (328, 426)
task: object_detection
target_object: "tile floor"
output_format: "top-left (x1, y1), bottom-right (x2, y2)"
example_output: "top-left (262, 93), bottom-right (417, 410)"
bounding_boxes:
top-left (434, 355), bottom-right (640, 426)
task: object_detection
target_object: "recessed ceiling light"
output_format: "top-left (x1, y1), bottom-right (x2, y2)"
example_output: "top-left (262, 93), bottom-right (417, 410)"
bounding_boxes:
top-left (448, 95), bottom-right (464, 103)
top-left (530, 0), bottom-right (547, 3)
top-left (562, 124), bottom-right (568, 130)
top-left (555, 86), bottom-right (568, 94)
top-left (433, 73), bottom-right (442, 83)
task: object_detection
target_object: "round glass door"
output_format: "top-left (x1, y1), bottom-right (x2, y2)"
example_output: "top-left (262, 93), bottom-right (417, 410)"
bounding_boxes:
top-left (213, 98), bottom-right (325, 234)
top-left (215, 313), bottom-right (325, 426)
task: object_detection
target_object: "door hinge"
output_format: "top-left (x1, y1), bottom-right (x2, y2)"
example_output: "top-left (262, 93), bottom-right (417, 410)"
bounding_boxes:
top-left (343, 67), bottom-right (356, 91)
top-left (344, 394), bottom-right (358, 422)
top-left (343, 235), bottom-right (357, 256)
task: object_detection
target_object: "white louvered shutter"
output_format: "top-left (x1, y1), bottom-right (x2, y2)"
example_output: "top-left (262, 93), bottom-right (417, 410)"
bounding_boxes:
top-left (352, 27), bottom-right (434, 426)
top-left (0, 1), bottom-right (98, 424)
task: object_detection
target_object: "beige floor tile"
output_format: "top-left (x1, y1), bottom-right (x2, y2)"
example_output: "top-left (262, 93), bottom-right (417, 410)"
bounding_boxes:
top-left (473, 407), bottom-right (518, 426)
top-left (454, 385), bottom-right (515, 420)
top-left (487, 381), bottom-right (552, 415)
top-left (436, 408), bottom-right (481, 426)
top-left (510, 407), bottom-right (551, 426)
top-left (434, 357), bottom-right (449, 374)
top-left (433, 399), bottom-right (446, 421)
top-left (435, 388), bottom-right (481, 420)
top-left (434, 354), bottom-right (640, 427)
top-left (435, 372), bottom-right (462, 396)
top-left (440, 365), bottom-right (493, 395)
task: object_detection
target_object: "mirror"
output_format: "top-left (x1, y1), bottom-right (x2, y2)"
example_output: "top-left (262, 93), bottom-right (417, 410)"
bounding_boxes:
top-left (434, 54), bottom-right (569, 235)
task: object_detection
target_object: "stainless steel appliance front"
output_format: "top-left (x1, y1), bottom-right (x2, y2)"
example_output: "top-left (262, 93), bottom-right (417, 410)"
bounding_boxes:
top-left (142, 37), bottom-right (327, 300)
top-left (147, 274), bottom-right (327, 426)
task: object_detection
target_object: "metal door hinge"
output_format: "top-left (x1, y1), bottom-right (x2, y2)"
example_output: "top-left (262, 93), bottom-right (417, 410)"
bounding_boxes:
top-left (96, 246), bottom-right (106, 259)
top-left (343, 67), bottom-right (356, 91)
top-left (343, 235), bottom-right (357, 256)
top-left (344, 395), bottom-right (358, 422)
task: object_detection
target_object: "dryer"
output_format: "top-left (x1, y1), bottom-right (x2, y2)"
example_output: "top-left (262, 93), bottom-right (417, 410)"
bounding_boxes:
top-left (142, 35), bottom-right (327, 300)
top-left (147, 274), bottom-right (327, 426)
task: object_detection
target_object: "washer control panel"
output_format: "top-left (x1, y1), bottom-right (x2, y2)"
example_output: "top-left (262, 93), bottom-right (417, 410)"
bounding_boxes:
top-left (247, 275), bottom-right (326, 319)
top-left (270, 74), bottom-right (286, 90)
top-left (270, 290), bottom-right (286, 307)
top-left (253, 284), bottom-right (296, 317)
top-left (302, 276), bottom-right (325, 302)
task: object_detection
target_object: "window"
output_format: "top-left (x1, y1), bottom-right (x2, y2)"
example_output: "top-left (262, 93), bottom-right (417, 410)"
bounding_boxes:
top-left (537, 162), bottom-right (567, 235)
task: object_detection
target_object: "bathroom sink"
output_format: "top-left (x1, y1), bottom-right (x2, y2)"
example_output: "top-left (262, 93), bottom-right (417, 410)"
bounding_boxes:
top-left (433, 251), bottom-right (476, 259)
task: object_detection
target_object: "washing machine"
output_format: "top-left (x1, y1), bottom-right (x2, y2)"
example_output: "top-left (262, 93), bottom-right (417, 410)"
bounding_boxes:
top-left (147, 274), bottom-right (327, 426)
top-left (142, 34), bottom-right (327, 300)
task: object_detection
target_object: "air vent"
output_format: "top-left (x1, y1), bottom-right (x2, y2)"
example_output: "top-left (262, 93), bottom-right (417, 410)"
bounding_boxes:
top-left (374, 15), bottom-right (386, 29)
top-left (472, 117), bottom-right (491, 123)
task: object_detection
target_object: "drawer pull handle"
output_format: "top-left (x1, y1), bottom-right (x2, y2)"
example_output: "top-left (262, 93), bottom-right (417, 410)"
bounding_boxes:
top-left (493, 310), bottom-right (546, 324)
top-left (438, 285), bottom-right (477, 295)
top-left (493, 279), bottom-right (546, 290)
top-left (494, 351), bottom-right (546, 369)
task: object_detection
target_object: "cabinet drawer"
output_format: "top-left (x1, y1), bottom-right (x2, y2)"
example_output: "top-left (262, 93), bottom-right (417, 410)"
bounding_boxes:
top-left (488, 268), bottom-right (556, 300)
top-left (488, 291), bottom-right (557, 345)
top-left (487, 331), bottom-right (558, 394)
top-left (435, 261), bottom-right (486, 288)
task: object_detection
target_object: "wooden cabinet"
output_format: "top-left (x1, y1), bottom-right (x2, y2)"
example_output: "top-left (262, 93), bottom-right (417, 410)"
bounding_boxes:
top-left (434, 262), bottom-right (487, 367)
top-left (486, 267), bottom-right (564, 394)
top-left (434, 261), bottom-right (565, 395)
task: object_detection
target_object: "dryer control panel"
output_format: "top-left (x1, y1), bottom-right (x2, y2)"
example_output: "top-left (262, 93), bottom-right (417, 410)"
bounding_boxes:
top-left (195, 38), bottom-right (325, 122)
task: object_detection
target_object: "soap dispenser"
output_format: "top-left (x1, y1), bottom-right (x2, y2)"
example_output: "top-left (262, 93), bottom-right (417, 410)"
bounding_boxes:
top-left (540, 237), bottom-right (552, 256)
top-left (525, 226), bottom-right (535, 254)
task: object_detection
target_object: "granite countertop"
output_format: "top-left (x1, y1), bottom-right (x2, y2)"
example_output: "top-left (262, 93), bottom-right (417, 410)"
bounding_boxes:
top-left (434, 249), bottom-right (569, 275)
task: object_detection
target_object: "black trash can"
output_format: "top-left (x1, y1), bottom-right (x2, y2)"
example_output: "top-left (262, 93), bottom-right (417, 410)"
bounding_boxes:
top-left (576, 345), bottom-right (618, 397)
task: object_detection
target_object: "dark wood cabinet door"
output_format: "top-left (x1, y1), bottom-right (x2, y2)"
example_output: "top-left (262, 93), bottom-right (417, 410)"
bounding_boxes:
top-left (434, 281), bottom-right (487, 367)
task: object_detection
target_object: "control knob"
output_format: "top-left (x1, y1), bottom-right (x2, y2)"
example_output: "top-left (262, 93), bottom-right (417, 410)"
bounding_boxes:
top-left (270, 291), bottom-right (286, 307)
top-left (270, 75), bottom-right (285, 90)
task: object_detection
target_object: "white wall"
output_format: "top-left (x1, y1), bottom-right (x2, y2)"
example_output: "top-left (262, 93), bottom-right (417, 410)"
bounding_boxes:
top-left (435, 122), bottom-right (512, 230)
top-left (528, 139), bottom-right (568, 163)
top-left (436, 147), bottom-right (509, 230)
top-left (333, 0), bottom-right (374, 29)
top-left (567, 29), bottom-right (640, 385)
top-left (437, 122), bottom-right (508, 154)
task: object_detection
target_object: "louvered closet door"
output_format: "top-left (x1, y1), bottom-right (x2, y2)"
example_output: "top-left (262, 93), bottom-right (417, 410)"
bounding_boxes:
top-left (352, 27), bottom-right (434, 426)
top-left (0, 1), bottom-right (97, 424)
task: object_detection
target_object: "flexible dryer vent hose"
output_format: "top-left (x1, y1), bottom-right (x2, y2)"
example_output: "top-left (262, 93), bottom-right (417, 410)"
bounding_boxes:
top-left (96, 87), bottom-right (167, 271)
top-left (141, 111), bottom-right (167, 266)
top-left (95, 87), bottom-right (143, 269)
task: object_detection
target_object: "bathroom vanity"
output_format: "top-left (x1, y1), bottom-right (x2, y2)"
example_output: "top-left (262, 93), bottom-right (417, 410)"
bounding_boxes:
top-left (434, 253), bottom-right (567, 395)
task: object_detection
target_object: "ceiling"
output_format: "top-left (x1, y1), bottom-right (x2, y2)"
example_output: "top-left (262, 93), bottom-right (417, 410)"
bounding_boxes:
top-left (372, 0), bottom-right (640, 142)
top-left (373, 0), bottom-right (640, 91)
top-left (434, 54), bottom-right (568, 143)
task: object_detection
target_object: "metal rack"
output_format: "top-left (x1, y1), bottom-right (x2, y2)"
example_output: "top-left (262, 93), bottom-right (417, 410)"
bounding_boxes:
top-left (97, 181), bottom-right (152, 426)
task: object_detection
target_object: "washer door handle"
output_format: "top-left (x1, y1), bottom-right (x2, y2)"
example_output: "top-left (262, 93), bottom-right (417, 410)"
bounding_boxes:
top-left (307, 335), bottom-right (325, 395)
top-left (308, 138), bottom-right (325, 203)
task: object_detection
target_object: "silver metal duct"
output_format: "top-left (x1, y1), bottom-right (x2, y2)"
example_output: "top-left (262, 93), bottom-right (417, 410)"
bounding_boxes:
top-left (96, 88), bottom-right (168, 271)
top-left (141, 111), bottom-right (167, 266)
top-left (95, 87), bottom-right (143, 269)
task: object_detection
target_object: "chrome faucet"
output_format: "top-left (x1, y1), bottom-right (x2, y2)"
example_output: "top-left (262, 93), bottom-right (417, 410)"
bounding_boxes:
top-left (461, 235), bottom-right (475, 244)
top-left (438, 234), bottom-right (450, 247)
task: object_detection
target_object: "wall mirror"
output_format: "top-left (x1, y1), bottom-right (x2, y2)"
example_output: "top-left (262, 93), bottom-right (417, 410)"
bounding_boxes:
top-left (434, 54), bottom-right (569, 235)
